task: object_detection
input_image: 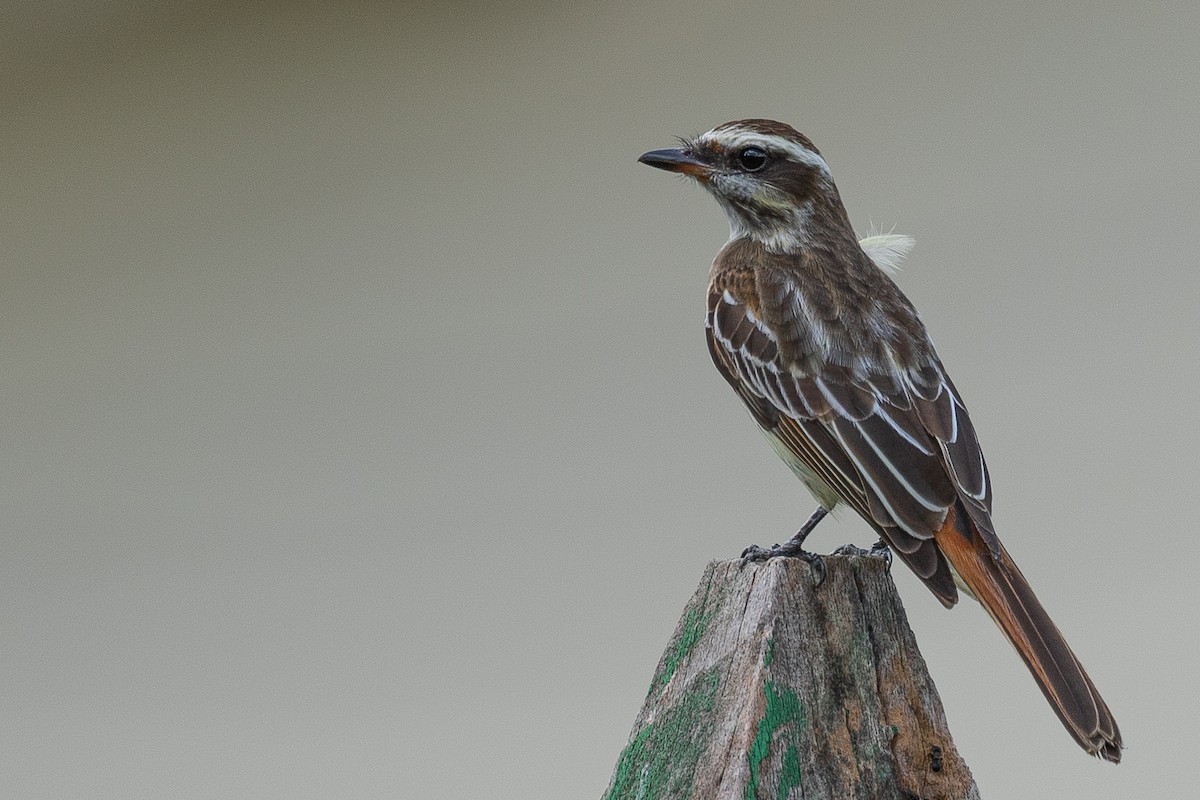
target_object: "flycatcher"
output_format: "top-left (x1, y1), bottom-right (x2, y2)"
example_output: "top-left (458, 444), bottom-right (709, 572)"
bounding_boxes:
top-left (638, 118), bottom-right (1121, 762)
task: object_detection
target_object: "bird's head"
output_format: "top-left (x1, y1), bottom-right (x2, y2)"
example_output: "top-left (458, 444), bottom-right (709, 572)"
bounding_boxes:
top-left (639, 119), bottom-right (850, 252)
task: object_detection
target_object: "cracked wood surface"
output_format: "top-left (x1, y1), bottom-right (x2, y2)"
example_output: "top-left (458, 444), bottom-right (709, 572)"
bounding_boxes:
top-left (602, 556), bottom-right (981, 800)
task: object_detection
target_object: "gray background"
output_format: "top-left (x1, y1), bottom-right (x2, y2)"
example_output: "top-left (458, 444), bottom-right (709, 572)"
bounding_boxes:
top-left (4, 1), bottom-right (1197, 797)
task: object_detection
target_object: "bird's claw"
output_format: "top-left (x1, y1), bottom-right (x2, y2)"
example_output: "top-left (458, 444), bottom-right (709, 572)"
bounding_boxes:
top-left (739, 543), bottom-right (775, 562)
top-left (832, 539), bottom-right (893, 570)
top-left (740, 542), bottom-right (826, 585)
top-left (868, 539), bottom-right (894, 570)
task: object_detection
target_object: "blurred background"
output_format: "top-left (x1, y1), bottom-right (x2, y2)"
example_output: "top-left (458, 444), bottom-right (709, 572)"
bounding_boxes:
top-left (3, 1), bottom-right (1198, 797)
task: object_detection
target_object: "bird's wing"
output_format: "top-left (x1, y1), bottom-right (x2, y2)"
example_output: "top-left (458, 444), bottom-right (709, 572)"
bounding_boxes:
top-left (706, 279), bottom-right (997, 605)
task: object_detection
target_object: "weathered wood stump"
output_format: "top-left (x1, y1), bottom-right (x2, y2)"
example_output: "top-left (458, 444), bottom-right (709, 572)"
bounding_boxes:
top-left (602, 556), bottom-right (980, 800)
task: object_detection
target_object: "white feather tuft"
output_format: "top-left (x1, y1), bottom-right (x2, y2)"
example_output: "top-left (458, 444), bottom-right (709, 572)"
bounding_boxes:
top-left (858, 233), bottom-right (916, 275)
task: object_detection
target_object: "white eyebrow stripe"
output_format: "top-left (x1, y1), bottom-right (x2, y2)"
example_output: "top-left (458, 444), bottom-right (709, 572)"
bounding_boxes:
top-left (699, 126), bottom-right (831, 176)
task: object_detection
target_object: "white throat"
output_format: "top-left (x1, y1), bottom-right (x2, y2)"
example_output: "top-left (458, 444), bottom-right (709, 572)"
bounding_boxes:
top-left (717, 196), bottom-right (816, 254)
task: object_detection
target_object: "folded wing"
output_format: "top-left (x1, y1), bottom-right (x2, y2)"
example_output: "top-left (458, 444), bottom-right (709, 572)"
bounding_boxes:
top-left (706, 279), bottom-right (997, 606)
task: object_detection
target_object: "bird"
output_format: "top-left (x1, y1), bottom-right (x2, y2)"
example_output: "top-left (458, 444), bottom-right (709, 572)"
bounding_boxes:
top-left (637, 118), bottom-right (1122, 762)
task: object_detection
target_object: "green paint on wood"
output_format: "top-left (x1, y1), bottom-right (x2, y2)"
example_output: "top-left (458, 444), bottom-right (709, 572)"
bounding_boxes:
top-left (606, 667), bottom-right (721, 800)
top-left (745, 682), bottom-right (806, 800)
top-left (776, 745), bottom-right (802, 800)
top-left (605, 724), bottom-right (654, 800)
top-left (661, 605), bottom-right (704, 686)
top-left (651, 573), bottom-right (715, 694)
top-left (763, 637), bottom-right (776, 668)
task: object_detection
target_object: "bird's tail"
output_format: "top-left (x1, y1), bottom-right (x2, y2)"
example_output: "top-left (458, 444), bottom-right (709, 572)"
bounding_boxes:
top-left (934, 505), bottom-right (1123, 763)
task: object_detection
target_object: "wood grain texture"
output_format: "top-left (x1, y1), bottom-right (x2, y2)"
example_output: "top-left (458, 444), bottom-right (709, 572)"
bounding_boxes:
top-left (602, 556), bottom-right (980, 800)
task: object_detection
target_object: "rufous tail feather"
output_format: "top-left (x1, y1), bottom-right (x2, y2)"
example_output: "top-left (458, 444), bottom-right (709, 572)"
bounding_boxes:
top-left (933, 505), bottom-right (1122, 762)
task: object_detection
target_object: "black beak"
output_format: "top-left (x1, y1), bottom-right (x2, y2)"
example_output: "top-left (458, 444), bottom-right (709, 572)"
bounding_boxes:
top-left (637, 147), bottom-right (712, 179)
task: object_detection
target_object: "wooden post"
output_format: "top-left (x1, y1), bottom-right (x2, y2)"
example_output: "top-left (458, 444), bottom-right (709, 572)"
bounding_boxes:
top-left (602, 556), bottom-right (980, 800)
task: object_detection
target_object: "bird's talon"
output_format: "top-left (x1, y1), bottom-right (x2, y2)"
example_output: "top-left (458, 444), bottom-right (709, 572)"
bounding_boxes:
top-left (804, 553), bottom-right (826, 585)
top-left (739, 544), bottom-right (772, 566)
top-left (868, 539), bottom-right (893, 570)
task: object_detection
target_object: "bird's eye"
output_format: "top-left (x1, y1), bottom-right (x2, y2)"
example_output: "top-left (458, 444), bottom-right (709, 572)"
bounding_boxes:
top-left (738, 147), bottom-right (768, 171)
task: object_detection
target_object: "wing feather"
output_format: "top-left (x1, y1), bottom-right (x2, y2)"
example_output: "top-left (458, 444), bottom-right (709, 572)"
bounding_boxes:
top-left (706, 278), bottom-right (996, 605)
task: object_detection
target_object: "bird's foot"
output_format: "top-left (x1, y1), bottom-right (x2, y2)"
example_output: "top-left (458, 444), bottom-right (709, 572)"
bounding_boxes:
top-left (740, 541), bottom-right (826, 585)
top-left (738, 506), bottom-right (829, 584)
top-left (831, 539), bottom-right (893, 570)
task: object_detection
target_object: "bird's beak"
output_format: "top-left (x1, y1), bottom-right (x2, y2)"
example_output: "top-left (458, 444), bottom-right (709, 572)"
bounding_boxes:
top-left (638, 147), bottom-right (712, 180)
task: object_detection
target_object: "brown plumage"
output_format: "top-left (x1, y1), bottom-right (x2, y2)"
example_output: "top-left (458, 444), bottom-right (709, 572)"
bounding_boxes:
top-left (640, 119), bottom-right (1122, 762)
